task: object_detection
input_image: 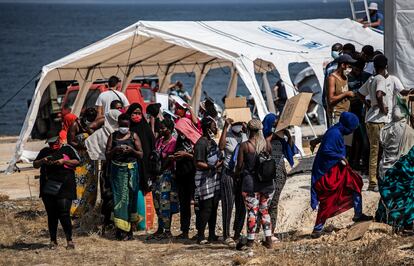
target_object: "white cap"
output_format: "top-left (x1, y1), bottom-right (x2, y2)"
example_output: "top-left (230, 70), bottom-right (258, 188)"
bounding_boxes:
top-left (369, 2), bottom-right (378, 10)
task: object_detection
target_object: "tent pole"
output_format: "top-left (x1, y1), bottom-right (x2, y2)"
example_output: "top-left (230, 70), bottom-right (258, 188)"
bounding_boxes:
top-left (262, 72), bottom-right (276, 113)
top-left (72, 68), bottom-right (94, 116)
top-left (191, 63), bottom-right (210, 114)
top-left (226, 67), bottom-right (238, 98)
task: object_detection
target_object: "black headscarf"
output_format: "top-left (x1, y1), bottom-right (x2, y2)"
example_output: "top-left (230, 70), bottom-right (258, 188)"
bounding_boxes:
top-left (126, 103), bottom-right (155, 191)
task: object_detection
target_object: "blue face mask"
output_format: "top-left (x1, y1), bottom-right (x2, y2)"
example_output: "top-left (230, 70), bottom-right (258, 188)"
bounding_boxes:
top-left (331, 51), bottom-right (340, 59)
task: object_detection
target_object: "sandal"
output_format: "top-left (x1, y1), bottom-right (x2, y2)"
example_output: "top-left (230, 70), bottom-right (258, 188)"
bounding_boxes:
top-left (272, 236), bottom-right (280, 243)
top-left (197, 238), bottom-right (209, 245)
top-left (224, 237), bottom-right (236, 247)
top-left (66, 241), bottom-right (75, 250)
top-left (49, 241), bottom-right (58, 250)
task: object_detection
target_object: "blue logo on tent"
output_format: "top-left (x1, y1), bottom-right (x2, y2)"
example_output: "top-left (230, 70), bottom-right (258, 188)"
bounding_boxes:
top-left (259, 25), bottom-right (326, 50)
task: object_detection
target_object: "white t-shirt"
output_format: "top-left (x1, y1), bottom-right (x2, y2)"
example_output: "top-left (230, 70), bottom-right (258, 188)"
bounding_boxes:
top-left (95, 89), bottom-right (130, 114)
top-left (359, 75), bottom-right (404, 123)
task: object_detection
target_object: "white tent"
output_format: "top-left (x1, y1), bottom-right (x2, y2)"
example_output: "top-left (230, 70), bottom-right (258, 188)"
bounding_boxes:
top-left (385, 0), bottom-right (414, 88)
top-left (7, 19), bottom-right (383, 173)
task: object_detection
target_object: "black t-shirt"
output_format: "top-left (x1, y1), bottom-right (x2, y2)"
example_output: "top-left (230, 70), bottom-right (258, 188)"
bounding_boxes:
top-left (174, 136), bottom-right (195, 179)
top-left (194, 137), bottom-right (219, 169)
top-left (35, 145), bottom-right (80, 199)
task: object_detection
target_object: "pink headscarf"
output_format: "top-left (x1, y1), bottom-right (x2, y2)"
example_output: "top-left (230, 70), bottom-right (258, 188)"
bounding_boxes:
top-left (175, 117), bottom-right (202, 145)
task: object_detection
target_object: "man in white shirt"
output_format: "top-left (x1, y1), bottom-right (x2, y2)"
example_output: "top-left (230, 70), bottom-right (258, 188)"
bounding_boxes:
top-left (95, 76), bottom-right (129, 117)
top-left (358, 55), bottom-right (405, 191)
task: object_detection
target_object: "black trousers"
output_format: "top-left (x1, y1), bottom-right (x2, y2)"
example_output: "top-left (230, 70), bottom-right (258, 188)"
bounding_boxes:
top-left (221, 170), bottom-right (234, 239)
top-left (176, 177), bottom-right (194, 233)
top-left (195, 195), bottom-right (219, 239)
top-left (42, 195), bottom-right (73, 242)
top-left (101, 161), bottom-right (113, 226)
top-left (233, 178), bottom-right (246, 238)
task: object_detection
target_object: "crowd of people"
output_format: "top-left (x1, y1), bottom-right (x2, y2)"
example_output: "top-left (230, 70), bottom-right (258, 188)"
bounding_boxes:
top-left (32, 35), bottom-right (414, 252)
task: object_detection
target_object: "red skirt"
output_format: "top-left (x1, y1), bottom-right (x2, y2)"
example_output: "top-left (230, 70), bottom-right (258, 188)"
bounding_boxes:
top-left (315, 164), bottom-right (363, 225)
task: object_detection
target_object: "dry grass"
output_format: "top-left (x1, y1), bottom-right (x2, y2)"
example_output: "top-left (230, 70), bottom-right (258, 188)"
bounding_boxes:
top-left (0, 199), bottom-right (413, 266)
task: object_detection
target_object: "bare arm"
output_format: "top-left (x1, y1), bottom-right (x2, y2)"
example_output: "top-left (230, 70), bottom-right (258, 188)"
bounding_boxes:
top-left (327, 75), bottom-right (354, 107)
top-left (219, 120), bottom-right (232, 151)
top-left (131, 132), bottom-right (144, 159)
top-left (33, 157), bottom-right (48, 169)
top-left (105, 134), bottom-right (116, 160)
top-left (67, 122), bottom-right (80, 148)
top-left (54, 158), bottom-right (80, 168)
top-left (376, 91), bottom-right (388, 115)
top-left (96, 106), bottom-right (104, 119)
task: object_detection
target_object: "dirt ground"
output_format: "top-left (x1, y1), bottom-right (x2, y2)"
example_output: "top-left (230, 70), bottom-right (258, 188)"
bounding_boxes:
top-left (0, 139), bottom-right (413, 265)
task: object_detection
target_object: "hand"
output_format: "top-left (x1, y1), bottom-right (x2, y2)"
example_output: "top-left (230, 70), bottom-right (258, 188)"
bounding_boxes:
top-left (346, 91), bottom-right (355, 98)
top-left (53, 159), bottom-right (65, 166)
top-left (215, 160), bottom-right (223, 169)
top-left (42, 157), bottom-right (50, 165)
top-left (383, 106), bottom-right (389, 115)
top-left (123, 146), bottom-right (133, 154)
top-left (224, 118), bottom-right (234, 126)
top-left (174, 151), bottom-right (187, 160)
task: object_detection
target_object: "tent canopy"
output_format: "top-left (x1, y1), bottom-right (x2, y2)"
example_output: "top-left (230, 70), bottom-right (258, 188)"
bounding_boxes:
top-left (7, 19), bottom-right (383, 173)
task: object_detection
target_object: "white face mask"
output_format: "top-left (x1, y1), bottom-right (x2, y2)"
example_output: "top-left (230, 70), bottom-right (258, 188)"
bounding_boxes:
top-left (343, 67), bottom-right (352, 76)
top-left (231, 125), bottom-right (243, 134)
top-left (119, 127), bottom-right (129, 134)
top-left (331, 51), bottom-right (340, 59)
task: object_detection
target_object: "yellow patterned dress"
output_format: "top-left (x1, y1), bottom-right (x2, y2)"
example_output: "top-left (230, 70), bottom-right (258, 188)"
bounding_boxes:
top-left (70, 133), bottom-right (98, 217)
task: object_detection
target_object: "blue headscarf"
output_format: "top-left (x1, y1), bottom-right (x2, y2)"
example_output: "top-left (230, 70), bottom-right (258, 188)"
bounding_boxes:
top-left (310, 112), bottom-right (359, 209)
top-left (262, 113), bottom-right (299, 167)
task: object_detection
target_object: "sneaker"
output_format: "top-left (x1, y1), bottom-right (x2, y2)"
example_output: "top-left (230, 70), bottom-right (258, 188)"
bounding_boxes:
top-left (352, 214), bottom-right (373, 223)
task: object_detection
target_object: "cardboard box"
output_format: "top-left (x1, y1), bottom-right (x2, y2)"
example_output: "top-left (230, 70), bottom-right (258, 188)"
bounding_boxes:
top-left (224, 97), bottom-right (247, 109)
top-left (224, 107), bottom-right (252, 123)
top-left (276, 92), bottom-right (312, 132)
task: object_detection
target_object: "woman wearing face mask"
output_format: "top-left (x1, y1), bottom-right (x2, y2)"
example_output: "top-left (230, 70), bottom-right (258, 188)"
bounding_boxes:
top-left (106, 113), bottom-right (143, 240)
top-left (194, 116), bottom-right (222, 244)
top-left (33, 133), bottom-right (80, 250)
top-left (126, 103), bottom-right (155, 193)
top-left (67, 108), bottom-right (98, 218)
top-left (218, 118), bottom-right (247, 246)
top-left (327, 54), bottom-right (357, 124)
top-left (148, 118), bottom-right (179, 240)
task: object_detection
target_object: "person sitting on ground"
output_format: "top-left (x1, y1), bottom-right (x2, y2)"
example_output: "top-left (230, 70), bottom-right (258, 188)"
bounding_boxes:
top-left (169, 80), bottom-right (191, 103)
top-left (358, 2), bottom-right (384, 31)
top-left (33, 133), bottom-right (80, 250)
top-left (311, 112), bottom-right (373, 238)
top-left (105, 113), bottom-right (143, 240)
top-left (95, 76), bottom-right (129, 118)
top-left (148, 118), bottom-right (179, 240)
top-left (194, 116), bottom-right (222, 245)
top-left (235, 119), bottom-right (274, 251)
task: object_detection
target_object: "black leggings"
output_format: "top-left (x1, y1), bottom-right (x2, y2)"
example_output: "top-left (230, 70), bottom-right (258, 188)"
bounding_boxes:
top-left (42, 195), bottom-right (73, 242)
top-left (196, 196), bottom-right (219, 240)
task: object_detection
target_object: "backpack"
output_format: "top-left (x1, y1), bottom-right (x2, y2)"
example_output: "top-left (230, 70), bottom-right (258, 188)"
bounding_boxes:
top-left (247, 140), bottom-right (276, 183)
top-left (256, 150), bottom-right (277, 182)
